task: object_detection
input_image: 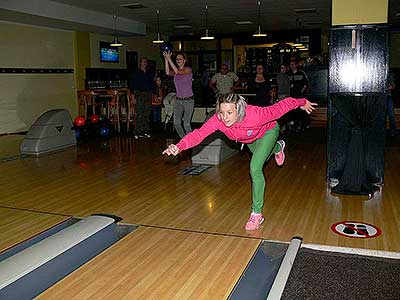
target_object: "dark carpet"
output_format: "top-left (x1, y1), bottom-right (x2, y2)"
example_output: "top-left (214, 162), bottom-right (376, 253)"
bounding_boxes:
top-left (281, 248), bottom-right (400, 300)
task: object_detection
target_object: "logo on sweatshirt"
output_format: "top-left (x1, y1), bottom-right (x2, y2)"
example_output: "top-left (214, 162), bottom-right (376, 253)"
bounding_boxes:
top-left (247, 130), bottom-right (253, 136)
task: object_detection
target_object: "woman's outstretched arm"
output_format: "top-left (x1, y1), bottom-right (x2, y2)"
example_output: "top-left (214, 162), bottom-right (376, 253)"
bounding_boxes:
top-left (255, 97), bottom-right (317, 124)
top-left (162, 115), bottom-right (219, 156)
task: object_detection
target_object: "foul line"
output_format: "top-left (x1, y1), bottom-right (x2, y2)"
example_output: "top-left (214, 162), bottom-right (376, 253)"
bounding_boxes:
top-left (0, 205), bottom-right (72, 218)
top-left (136, 223), bottom-right (265, 241)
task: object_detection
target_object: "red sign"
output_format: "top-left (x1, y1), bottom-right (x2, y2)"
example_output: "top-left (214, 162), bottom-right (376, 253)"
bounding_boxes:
top-left (331, 221), bottom-right (382, 239)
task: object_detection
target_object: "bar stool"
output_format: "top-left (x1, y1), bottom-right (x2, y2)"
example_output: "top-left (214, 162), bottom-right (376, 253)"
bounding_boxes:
top-left (106, 89), bottom-right (120, 133)
top-left (128, 91), bottom-right (137, 132)
top-left (118, 88), bottom-right (136, 132)
top-left (118, 90), bottom-right (128, 129)
top-left (77, 90), bottom-right (95, 119)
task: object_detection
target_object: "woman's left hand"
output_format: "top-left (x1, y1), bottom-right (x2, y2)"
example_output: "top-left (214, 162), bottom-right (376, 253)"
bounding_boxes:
top-left (300, 100), bottom-right (318, 114)
top-left (162, 144), bottom-right (181, 156)
top-left (163, 51), bottom-right (172, 59)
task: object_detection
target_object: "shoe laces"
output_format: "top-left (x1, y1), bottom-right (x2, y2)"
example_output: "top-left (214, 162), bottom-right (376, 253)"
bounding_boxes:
top-left (248, 214), bottom-right (258, 224)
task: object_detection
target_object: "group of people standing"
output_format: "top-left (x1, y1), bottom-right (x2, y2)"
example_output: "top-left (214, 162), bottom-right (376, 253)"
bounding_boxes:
top-left (131, 52), bottom-right (310, 139)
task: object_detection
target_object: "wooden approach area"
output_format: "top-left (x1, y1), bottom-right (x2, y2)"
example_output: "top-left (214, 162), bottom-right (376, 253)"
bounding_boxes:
top-left (0, 207), bottom-right (69, 253)
top-left (38, 227), bottom-right (260, 300)
top-left (0, 130), bottom-right (399, 299)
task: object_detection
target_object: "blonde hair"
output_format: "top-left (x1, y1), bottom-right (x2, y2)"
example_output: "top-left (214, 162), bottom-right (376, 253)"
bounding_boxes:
top-left (215, 93), bottom-right (247, 122)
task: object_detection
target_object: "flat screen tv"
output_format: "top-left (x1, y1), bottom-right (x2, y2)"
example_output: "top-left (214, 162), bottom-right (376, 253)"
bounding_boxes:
top-left (100, 41), bottom-right (119, 63)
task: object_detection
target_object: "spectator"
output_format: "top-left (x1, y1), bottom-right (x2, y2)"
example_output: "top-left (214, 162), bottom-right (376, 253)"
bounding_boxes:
top-left (152, 76), bottom-right (165, 124)
top-left (276, 64), bottom-right (291, 132)
top-left (287, 60), bottom-right (309, 131)
top-left (276, 64), bottom-right (291, 101)
top-left (164, 51), bottom-right (194, 138)
top-left (132, 57), bottom-right (155, 139)
top-left (247, 64), bottom-right (272, 107)
top-left (209, 64), bottom-right (240, 95)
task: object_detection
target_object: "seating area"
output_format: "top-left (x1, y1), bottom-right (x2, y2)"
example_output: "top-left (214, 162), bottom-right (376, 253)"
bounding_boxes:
top-left (77, 88), bottom-right (136, 133)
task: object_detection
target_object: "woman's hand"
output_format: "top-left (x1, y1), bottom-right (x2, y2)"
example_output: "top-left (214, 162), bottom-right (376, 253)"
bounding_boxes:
top-left (162, 144), bottom-right (181, 156)
top-left (300, 100), bottom-right (318, 114)
top-left (163, 51), bottom-right (172, 60)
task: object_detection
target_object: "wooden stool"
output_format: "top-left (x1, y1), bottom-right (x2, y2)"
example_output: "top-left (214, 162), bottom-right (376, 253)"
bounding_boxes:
top-left (128, 91), bottom-right (137, 132)
top-left (77, 90), bottom-right (95, 119)
top-left (106, 89), bottom-right (120, 133)
top-left (118, 88), bottom-right (136, 132)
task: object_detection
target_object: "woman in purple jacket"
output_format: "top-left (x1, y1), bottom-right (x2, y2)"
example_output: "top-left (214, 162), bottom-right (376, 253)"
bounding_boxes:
top-left (163, 93), bottom-right (317, 230)
top-left (164, 51), bottom-right (194, 138)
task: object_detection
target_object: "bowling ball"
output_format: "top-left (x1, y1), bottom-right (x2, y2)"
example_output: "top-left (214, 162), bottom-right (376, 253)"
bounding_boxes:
top-left (79, 161), bottom-right (89, 169)
top-left (74, 116), bottom-right (86, 127)
top-left (99, 114), bottom-right (107, 122)
top-left (100, 127), bottom-right (110, 136)
top-left (90, 114), bottom-right (100, 123)
top-left (160, 42), bottom-right (173, 58)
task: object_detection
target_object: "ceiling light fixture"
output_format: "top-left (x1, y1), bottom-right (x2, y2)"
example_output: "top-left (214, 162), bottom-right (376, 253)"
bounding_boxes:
top-left (174, 25), bottom-right (192, 29)
top-left (253, 1), bottom-right (267, 37)
top-left (120, 3), bottom-right (146, 9)
top-left (110, 14), bottom-right (123, 47)
top-left (201, 5), bottom-right (214, 40)
top-left (235, 21), bottom-right (253, 25)
top-left (168, 17), bottom-right (186, 22)
top-left (152, 9), bottom-right (164, 44)
top-left (294, 8), bottom-right (317, 14)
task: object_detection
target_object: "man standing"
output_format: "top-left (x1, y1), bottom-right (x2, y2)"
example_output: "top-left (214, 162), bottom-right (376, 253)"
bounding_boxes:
top-left (276, 64), bottom-right (292, 132)
top-left (287, 60), bottom-right (309, 131)
top-left (276, 64), bottom-right (291, 101)
top-left (209, 64), bottom-right (240, 95)
top-left (132, 57), bottom-right (154, 139)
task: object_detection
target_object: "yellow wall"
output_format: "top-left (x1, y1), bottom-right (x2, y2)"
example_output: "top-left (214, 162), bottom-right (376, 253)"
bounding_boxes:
top-left (0, 24), bottom-right (168, 134)
top-left (0, 22), bottom-right (76, 134)
top-left (74, 32), bottom-right (91, 91)
top-left (332, 0), bottom-right (388, 25)
top-left (90, 33), bottom-right (163, 70)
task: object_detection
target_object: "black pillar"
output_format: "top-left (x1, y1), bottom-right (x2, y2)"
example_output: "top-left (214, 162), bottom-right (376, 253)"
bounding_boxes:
top-left (327, 25), bottom-right (388, 195)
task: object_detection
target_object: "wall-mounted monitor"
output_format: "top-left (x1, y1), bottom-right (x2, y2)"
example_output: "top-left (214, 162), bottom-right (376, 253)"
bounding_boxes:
top-left (100, 41), bottom-right (119, 63)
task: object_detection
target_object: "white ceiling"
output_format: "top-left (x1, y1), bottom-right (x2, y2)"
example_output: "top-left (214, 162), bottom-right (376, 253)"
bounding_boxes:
top-left (1, 0), bottom-right (399, 37)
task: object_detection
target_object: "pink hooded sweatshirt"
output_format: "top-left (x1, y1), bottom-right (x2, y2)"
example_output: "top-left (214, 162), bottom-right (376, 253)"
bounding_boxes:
top-left (176, 97), bottom-right (307, 150)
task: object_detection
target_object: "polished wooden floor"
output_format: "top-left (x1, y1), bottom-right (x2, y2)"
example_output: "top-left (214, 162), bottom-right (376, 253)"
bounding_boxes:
top-left (1, 131), bottom-right (400, 299)
top-left (38, 226), bottom-right (260, 300)
top-left (0, 207), bottom-right (69, 252)
top-left (1, 132), bottom-right (399, 251)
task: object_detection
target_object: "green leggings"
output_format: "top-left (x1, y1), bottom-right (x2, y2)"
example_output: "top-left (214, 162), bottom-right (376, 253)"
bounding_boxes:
top-left (247, 124), bottom-right (280, 213)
